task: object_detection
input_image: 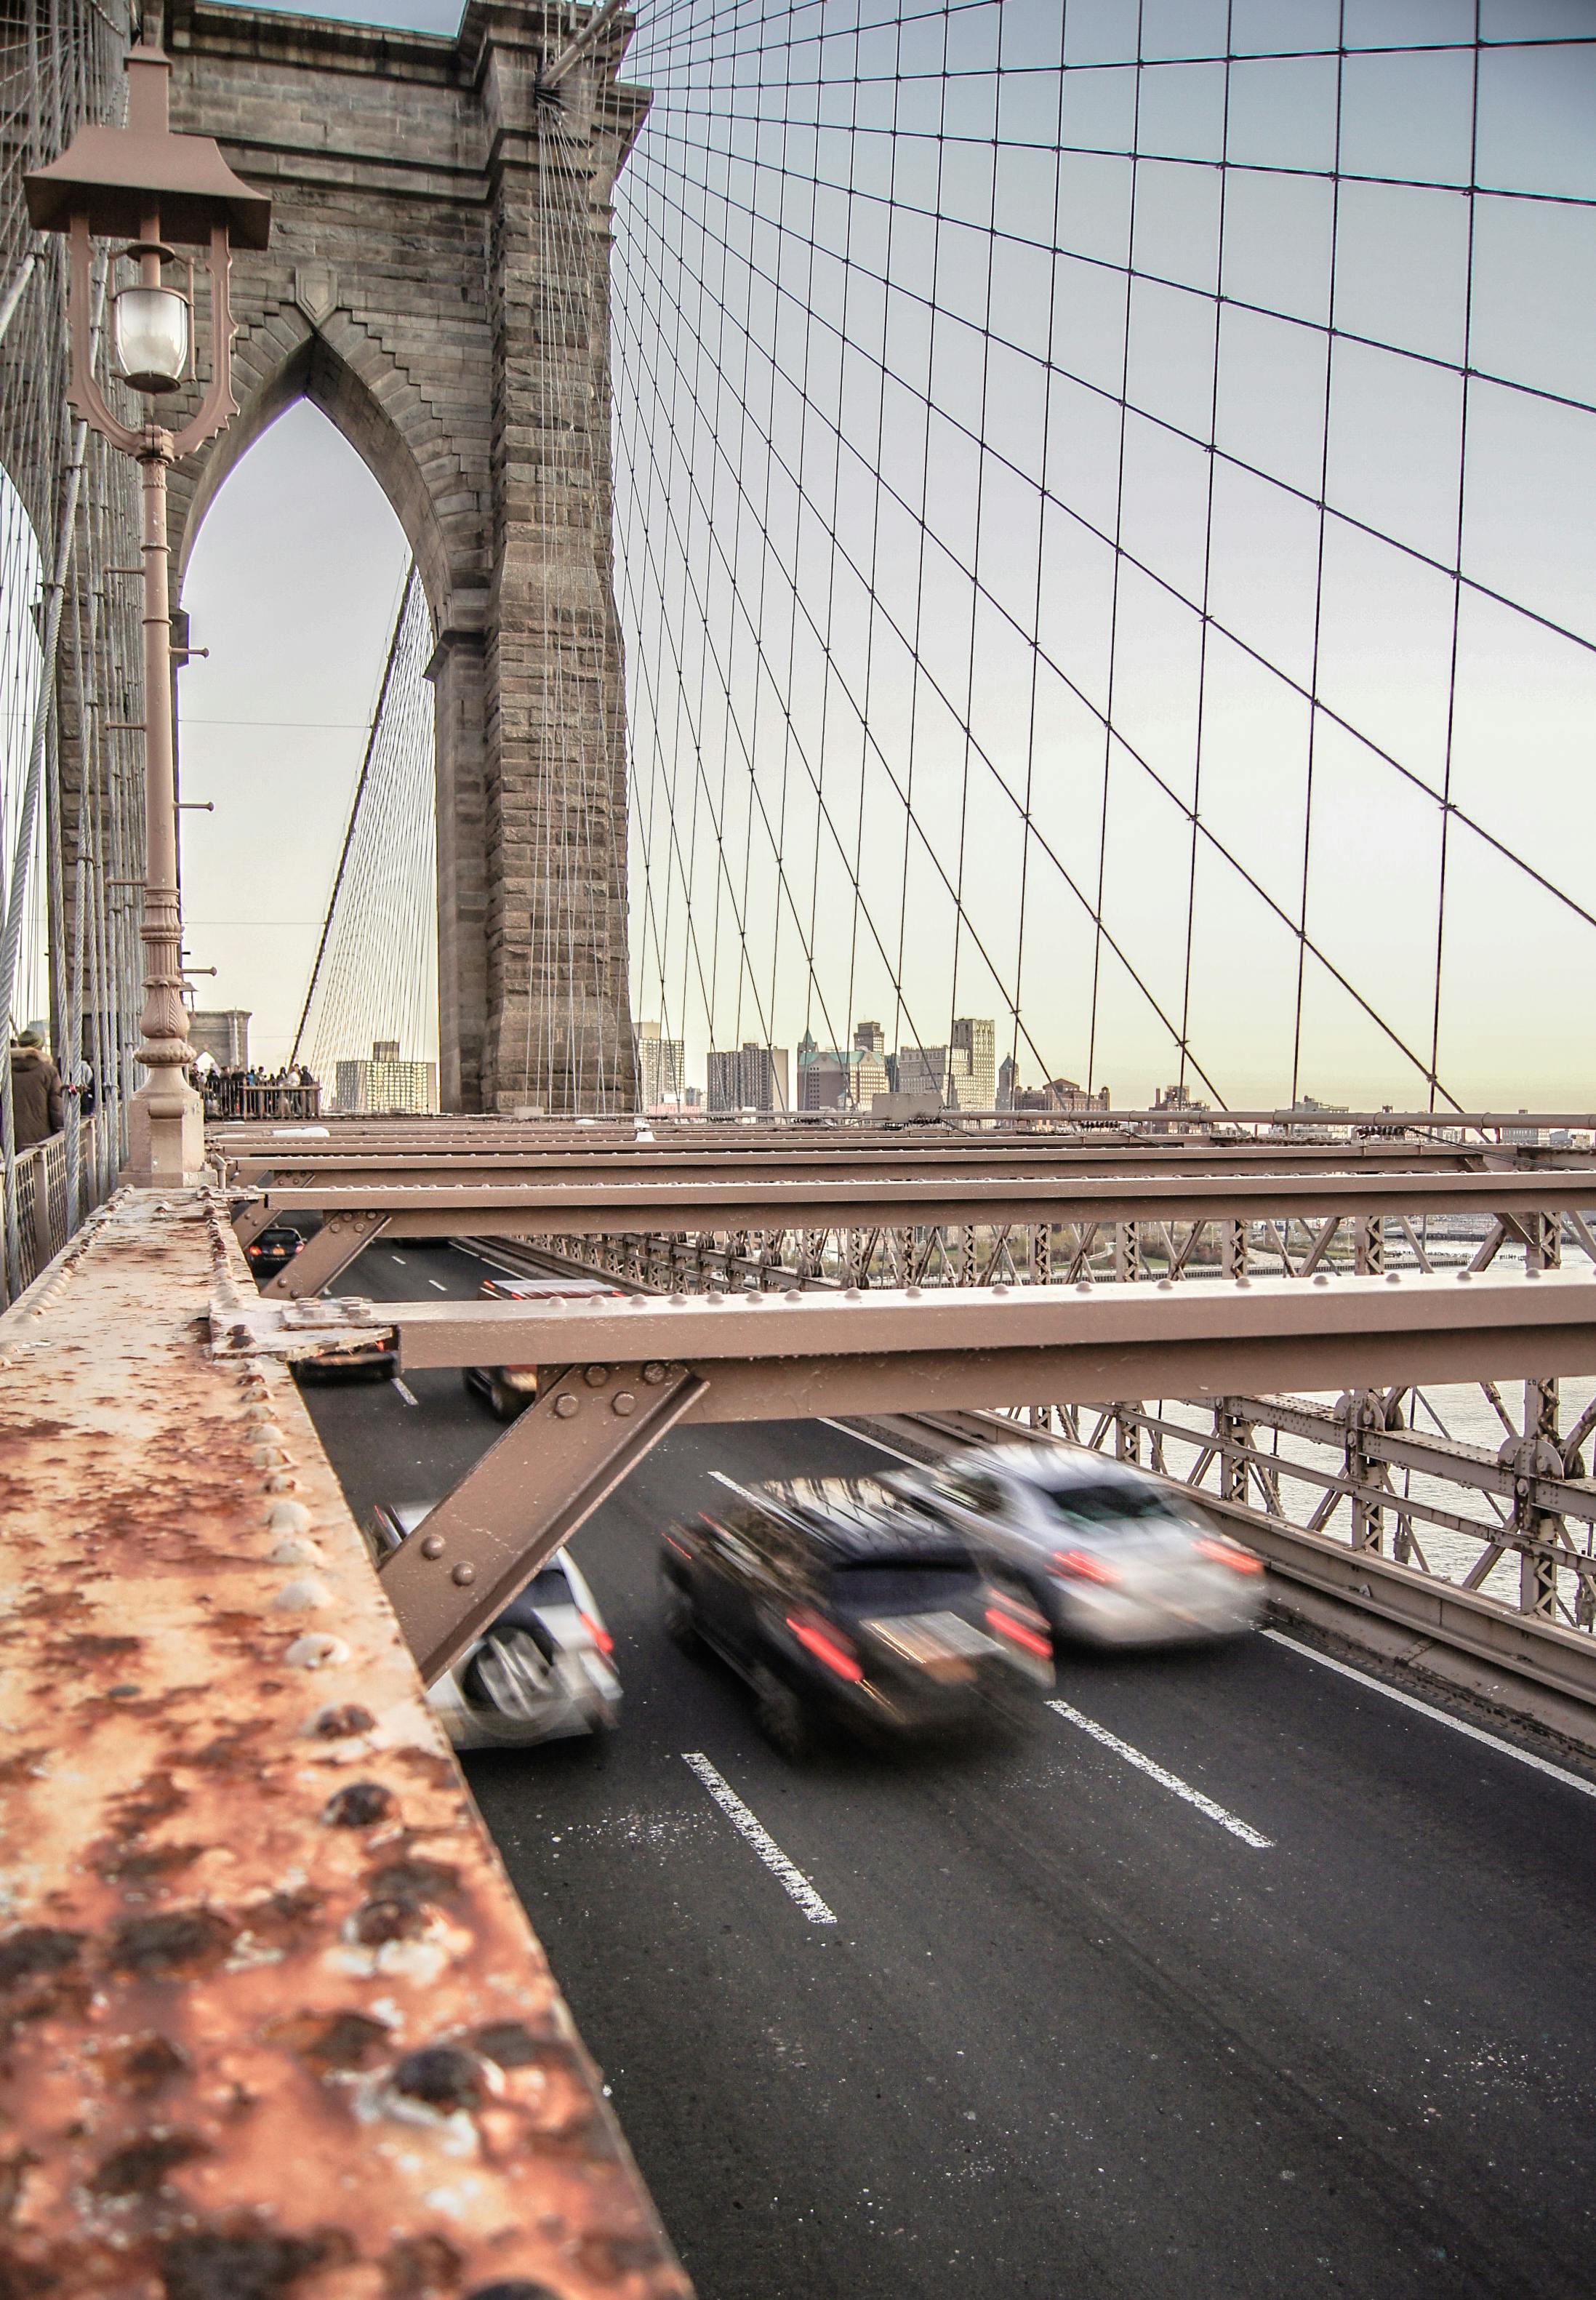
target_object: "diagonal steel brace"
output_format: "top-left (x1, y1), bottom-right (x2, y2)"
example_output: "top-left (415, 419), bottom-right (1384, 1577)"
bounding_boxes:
top-left (261, 1209), bottom-right (390, 1298)
top-left (380, 1358), bottom-right (707, 1684)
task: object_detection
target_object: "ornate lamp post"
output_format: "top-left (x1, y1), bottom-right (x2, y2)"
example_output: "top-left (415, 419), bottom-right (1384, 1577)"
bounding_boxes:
top-left (24, 41), bottom-right (269, 1182)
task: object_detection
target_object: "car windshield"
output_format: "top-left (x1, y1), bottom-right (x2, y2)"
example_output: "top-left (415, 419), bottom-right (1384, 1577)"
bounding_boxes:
top-left (1040, 1480), bottom-right (1180, 1528)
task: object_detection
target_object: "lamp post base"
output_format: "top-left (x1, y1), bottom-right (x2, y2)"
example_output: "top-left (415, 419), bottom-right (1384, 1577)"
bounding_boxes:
top-left (124, 1075), bottom-right (207, 1187)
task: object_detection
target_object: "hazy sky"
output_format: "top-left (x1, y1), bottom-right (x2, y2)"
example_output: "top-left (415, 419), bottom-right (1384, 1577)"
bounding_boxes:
top-left (175, 0), bottom-right (1596, 1108)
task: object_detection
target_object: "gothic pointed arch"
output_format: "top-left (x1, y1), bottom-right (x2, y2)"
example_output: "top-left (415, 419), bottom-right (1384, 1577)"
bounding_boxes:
top-left (169, 305), bottom-right (477, 641)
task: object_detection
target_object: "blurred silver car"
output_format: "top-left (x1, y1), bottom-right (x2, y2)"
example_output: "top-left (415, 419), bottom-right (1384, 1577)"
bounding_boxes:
top-left (897, 1446), bottom-right (1266, 1648)
top-left (364, 1505), bottom-right (622, 1748)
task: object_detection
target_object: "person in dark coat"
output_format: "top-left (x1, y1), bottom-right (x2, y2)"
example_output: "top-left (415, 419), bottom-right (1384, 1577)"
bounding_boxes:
top-left (11, 1029), bottom-right (63, 1149)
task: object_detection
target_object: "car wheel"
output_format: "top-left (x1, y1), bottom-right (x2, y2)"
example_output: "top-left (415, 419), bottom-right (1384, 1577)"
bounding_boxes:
top-left (662, 1578), bottom-right (699, 1651)
top-left (751, 1666), bottom-right (813, 1761)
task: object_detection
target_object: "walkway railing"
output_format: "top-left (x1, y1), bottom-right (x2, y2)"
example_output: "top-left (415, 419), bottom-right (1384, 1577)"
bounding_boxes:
top-left (3, 1100), bottom-right (121, 1305)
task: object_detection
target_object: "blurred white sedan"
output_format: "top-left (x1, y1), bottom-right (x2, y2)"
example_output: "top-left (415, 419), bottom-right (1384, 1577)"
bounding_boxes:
top-left (365, 1507), bottom-right (622, 1748)
top-left (895, 1446), bottom-right (1265, 1648)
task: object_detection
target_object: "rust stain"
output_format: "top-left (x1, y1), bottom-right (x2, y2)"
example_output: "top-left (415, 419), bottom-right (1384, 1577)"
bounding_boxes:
top-left (0, 1189), bottom-right (692, 2300)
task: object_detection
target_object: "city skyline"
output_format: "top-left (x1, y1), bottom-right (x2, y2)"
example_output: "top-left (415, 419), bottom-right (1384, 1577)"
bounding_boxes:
top-left (168, 0), bottom-right (1596, 1113)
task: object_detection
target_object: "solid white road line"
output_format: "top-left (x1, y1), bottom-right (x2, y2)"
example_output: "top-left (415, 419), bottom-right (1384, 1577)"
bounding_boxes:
top-left (1262, 1629), bottom-right (1596, 1801)
top-left (681, 1752), bottom-right (837, 1923)
top-left (391, 1378), bottom-right (420, 1408)
top-left (817, 1417), bottom-right (926, 1466)
top-left (1047, 1699), bottom-right (1274, 1849)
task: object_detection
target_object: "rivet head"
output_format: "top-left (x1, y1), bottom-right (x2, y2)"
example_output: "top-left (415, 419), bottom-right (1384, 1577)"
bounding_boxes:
top-left (553, 1392), bottom-right (579, 1417)
top-left (642, 1361), bottom-right (667, 1384)
top-left (584, 1363), bottom-right (609, 1386)
top-left (613, 1391), bottom-right (638, 1417)
top-left (421, 1534), bottom-right (446, 1559)
top-left (452, 1562), bottom-right (476, 1586)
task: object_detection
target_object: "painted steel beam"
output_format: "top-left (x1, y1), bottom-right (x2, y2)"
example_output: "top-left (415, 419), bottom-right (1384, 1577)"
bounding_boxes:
top-left (221, 1267), bottom-right (1596, 1417)
top-left (251, 1167), bottom-right (1596, 1242)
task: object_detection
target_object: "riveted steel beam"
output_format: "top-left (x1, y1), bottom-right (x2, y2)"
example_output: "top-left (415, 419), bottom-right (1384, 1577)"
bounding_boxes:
top-left (379, 1360), bottom-right (707, 1683)
top-left (221, 1268), bottom-right (1596, 1422)
top-left (252, 1166), bottom-right (1596, 1242)
top-left (259, 1209), bottom-right (390, 1299)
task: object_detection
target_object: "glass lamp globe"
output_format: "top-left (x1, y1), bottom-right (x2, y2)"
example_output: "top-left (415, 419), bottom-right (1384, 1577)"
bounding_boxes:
top-left (112, 284), bottom-right (189, 394)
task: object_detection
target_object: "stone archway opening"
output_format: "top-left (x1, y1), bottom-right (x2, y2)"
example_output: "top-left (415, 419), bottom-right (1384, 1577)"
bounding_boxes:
top-left (177, 398), bottom-right (427, 1083)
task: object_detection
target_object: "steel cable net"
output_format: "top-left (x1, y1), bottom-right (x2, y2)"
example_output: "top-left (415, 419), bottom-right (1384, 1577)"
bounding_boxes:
top-left (0, 0), bottom-right (149, 1299)
top-left (611, 0), bottom-right (1596, 1115)
top-left (294, 564), bottom-right (439, 1111)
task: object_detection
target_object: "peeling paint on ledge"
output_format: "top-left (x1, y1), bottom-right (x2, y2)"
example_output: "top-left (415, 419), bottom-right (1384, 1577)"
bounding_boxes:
top-left (0, 1187), bottom-right (691, 2300)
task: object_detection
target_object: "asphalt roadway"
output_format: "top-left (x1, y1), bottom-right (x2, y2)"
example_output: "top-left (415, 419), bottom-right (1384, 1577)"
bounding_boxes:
top-left (300, 1240), bottom-right (1596, 2300)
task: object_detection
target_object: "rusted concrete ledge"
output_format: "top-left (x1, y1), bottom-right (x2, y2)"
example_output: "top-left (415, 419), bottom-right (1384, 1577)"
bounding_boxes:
top-left (0, 1188), bottom-right (689, 2300)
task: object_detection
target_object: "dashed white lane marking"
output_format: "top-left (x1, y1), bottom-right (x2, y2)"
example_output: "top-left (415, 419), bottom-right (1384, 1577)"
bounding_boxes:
top-left (1047, 1700), bottom-right (1274, 1849)
top-left (428, 1278), bottom-right (449, 1291)
top-left (391, 1379), bottom-right (419, 1408)
top-left (681, 1752), bottom-right (837, 1923)
top-left (390, 1254), bottom-right (407, 1265)
top-left (1262, 1630), bottom-right (1596, 1801)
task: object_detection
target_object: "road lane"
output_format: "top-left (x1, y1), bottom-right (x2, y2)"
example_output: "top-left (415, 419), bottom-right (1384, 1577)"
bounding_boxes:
top-left (298, 1241), bottom-right (1596, 2299)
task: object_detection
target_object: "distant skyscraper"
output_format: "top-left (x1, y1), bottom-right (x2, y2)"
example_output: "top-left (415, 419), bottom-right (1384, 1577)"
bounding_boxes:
top-left (854, 1019), bottom-right (885, 1057)
top-left (707, 1041), bottom-right (790, 1112)
top-left (951, 1017), bottom-right (995, 1110)
top-left (334, 1041), bottom-right (438, 1114)
top-left (997, 1053), bottom-right (1018, 1111)
top-left (798, 1030), bottom-right (889, 1109)
top-left (637, 1019), bottom-right (686, 1108)
top-left (893, 1044), bottom-right (949, 1101)
top-left (893, 1019), bottom-right (995, 1110)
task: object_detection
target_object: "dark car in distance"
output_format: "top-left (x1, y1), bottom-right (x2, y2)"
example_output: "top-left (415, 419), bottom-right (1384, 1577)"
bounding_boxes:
top-left (660, 1475), bottom-right (1054, 1757)
top-left (245, 1222), bottom-right (303, 1280)
top-left (463, 1273), bottom-right (630, 1420)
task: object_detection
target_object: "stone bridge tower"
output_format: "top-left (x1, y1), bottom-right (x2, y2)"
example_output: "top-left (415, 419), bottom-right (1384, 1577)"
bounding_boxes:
top-left (161, 0), bottom-right (644, 1112)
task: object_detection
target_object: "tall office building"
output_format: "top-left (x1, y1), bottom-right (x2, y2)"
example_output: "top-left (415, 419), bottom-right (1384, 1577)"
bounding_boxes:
top-left (894, 1019), bottom-right (995, 1110)
top-left (637, 1019), bottom-right (686, 1108)
top-left (798, 1031), bottom-right (889, 1110)
top-left (952, 1017), bottom-right (995, 1110)
top-left (707, 1041), bottom-right (790, 1113)
top-left (334, 1041), bottom-right (438, 1114)
top-left (854, 1020), bottom-right (885, 1057)
top-left (997, 1053), bottom-right (1018, 1110)
top-left (893, 1044), bottom-right (949, 1100)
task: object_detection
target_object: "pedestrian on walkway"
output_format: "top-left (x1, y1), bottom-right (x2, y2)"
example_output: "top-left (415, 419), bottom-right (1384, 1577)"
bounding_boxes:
top-left (10, 1028), bottom-right (63, 1148)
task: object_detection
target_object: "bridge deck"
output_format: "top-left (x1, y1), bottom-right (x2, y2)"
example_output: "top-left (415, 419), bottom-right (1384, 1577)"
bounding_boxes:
top-left (0, 1190), bottom-right (687, 2299)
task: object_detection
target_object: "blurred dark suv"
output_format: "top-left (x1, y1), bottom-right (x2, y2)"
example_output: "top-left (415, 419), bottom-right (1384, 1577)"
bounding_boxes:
top-left (660, 1474), bottom-right (1054, 1757)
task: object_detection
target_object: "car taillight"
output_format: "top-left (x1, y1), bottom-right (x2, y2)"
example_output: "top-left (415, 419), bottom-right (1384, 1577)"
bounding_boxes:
top-left (984, 1601), bottom-right (1052, 1659)
top-left (246, 1243), bottom-right (261, 1257)
top-left (663, 1531), bottom-right (694, 1560)
top-left (1194, 1536), bottom-right (1263, 1576)
top-left (785, 1612), bottom-right (863, 1682)
top-left (580, 1609), bottom-right (614, 1655)
top-left (1051, 1547), bottom-right (1122, 1586)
